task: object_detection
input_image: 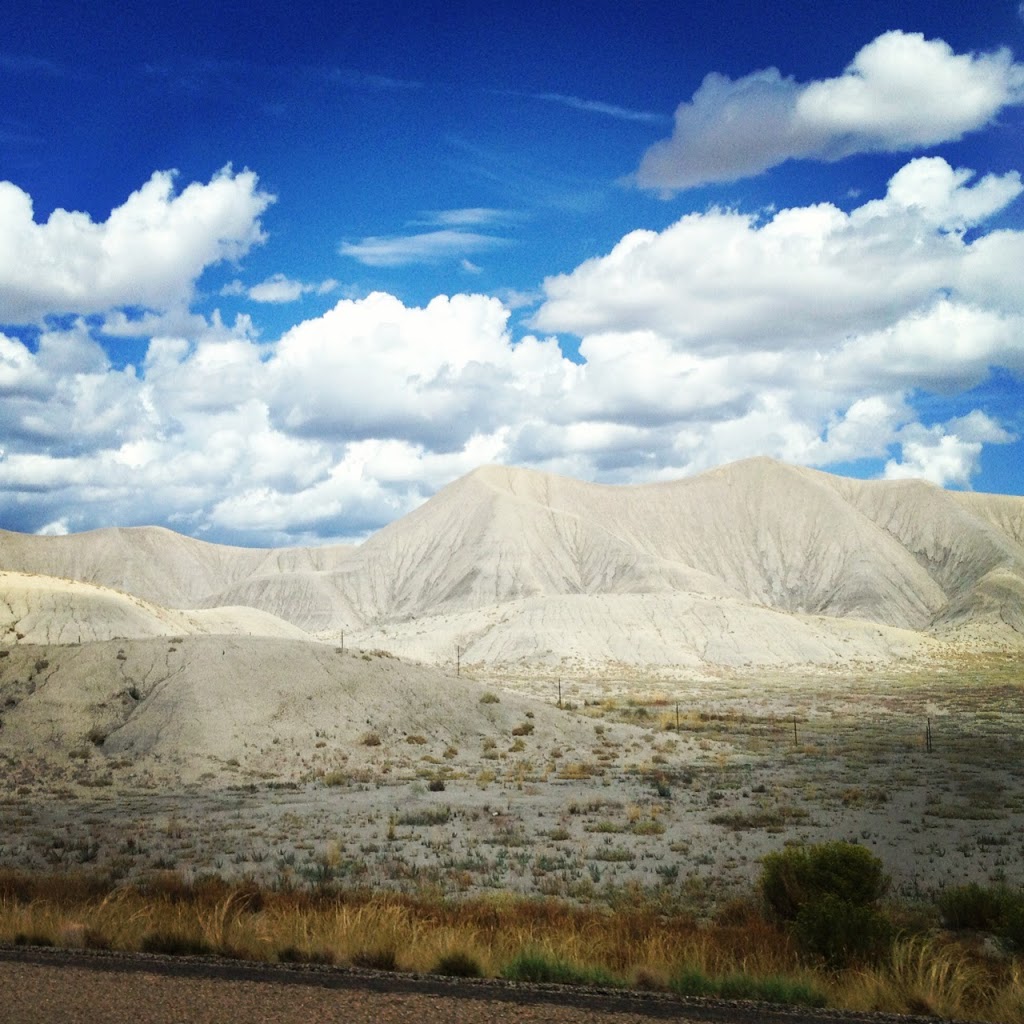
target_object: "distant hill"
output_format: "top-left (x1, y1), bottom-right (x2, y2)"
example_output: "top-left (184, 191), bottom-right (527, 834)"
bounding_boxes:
top-left (2, 458), bottom-right (1022, 672)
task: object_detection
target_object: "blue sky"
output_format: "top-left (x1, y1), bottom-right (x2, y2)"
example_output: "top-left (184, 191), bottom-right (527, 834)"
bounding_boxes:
top-left (1, 1), bottom-right (1023, 545)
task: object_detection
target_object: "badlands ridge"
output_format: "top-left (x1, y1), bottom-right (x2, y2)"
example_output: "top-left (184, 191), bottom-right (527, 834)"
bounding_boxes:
top-left (2, 457), bottom-right (1022, 670)
top-left (1, 456), bottom-right (1023, 772)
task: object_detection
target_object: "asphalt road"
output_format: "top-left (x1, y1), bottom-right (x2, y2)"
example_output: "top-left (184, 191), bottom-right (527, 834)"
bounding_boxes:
top-left (0, 946), bottom-right (929, 1024)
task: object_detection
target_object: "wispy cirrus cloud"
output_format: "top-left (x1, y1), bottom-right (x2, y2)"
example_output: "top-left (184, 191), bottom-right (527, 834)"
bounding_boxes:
top-left (321, 67), bottom-right (422, 91)
top-left (531, 91), bottom-right (669, 123)
top-left (0, 52), bottom-right (66, 77)
top-left (339, 229), bottom-right (508, 267)
top-left (416, 207), bottom-right (510, 227)
top-left (222, 274), bottom-right (338, 304)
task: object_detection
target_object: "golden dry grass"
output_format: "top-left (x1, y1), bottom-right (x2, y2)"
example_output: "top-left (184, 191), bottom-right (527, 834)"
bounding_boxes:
top-left (834, 935), bottom-right (1024, 1021)
top-left (1, 871), bottom-right (1022, 1020)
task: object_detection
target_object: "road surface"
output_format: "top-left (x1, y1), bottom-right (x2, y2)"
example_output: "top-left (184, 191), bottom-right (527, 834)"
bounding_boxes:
top-left (0, 946), bottom-right (931, 1024)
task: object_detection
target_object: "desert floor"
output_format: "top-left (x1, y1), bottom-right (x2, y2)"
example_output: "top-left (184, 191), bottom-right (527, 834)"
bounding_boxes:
top-left (2, 653), bottom-right (1022, 912)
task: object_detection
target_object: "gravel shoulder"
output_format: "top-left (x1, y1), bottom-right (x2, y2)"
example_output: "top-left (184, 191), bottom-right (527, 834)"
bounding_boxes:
top-left (0, 945), bottom-right (959, 1024)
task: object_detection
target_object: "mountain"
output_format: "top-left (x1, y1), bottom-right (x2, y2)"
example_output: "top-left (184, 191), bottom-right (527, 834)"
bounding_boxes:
top-left (2, 458), bottom-right (1023, 672)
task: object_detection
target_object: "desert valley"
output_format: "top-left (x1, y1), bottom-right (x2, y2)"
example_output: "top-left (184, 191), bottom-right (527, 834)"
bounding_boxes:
top-left (2, 457), bottom-right (1024, 1014)
top-left (3, 454), bottom-right (1023, 891)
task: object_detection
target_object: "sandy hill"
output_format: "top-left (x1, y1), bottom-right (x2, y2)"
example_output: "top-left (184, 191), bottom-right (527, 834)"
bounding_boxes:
top-left (1, 458), bottom-right (1022, 672)
top-left (0, 570), bottom-right (309, 645)
top-left (0, 525), bottom-right (353, 609)
top-left (0, 636), bottom-right (611, 779)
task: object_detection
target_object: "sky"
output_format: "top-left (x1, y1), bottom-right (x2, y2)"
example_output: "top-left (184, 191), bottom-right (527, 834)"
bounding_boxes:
top-left (1, 1), bottom-right (1023, 546)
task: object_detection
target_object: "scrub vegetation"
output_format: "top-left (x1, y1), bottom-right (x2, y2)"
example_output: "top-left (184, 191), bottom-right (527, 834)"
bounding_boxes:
top-left (2, 847), bottom-right (1024, 1022)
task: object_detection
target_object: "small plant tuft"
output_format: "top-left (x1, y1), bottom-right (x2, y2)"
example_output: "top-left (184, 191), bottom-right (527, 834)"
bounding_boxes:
top-left (501, 950), bottom-right (621, 987)
top-left (140, 932), bottom-right (215, 957)
top-left (277, 945), bottom-right (335, 965)
top-left (397, 807), bottom-right (451, 827)
top-left (432, 951), bottom-right (484, 977)
top-left (350, 947), bottom-right (398, 971)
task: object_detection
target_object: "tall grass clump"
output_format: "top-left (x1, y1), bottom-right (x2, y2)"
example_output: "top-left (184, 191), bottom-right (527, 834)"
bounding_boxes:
top-left (835, 935), bottom-right (1017, 1021)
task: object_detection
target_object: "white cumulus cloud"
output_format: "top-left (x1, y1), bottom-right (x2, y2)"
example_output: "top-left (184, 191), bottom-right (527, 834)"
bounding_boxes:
top-left (883, 412), bottom-right (1016, 488)
top-left (265, 291), bottom-right (573, 450)
top-left (0, 157), bottom-right (1021, 543)
top-left (637, 31), bottom-right (1024, 191)
top-left (538, 159), bottom-right (1023, 352)
top-left (0, 167), bottom-right (274, 322)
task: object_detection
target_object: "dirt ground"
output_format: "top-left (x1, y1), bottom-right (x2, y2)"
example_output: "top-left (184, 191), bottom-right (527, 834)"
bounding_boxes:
top-left (2, 655), bottom-right (1022, 912)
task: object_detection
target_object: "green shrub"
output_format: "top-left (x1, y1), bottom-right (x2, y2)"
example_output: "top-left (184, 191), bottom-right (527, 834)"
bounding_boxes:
top-left (939, 882), bottom-right (1012, 930)
top-left (761, 841), bottom-right (888, 922)
top-left (760, 842), bottom-right (891, 967)
top-left (939, 883), bottom-right (1024, 952)
top-left (999, 896), bottom-right (1024, 953)
top-left (793, 894), bottom-right (892, 966)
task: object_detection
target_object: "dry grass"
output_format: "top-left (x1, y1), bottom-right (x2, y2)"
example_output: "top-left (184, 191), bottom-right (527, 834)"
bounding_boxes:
top-left (835, 935), bottom-right (1024, 1021)
top-left (1, 871), bottom-right (1022, 1020)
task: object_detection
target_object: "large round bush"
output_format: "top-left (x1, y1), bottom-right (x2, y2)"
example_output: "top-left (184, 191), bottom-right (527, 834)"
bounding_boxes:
top-left (760, 841), bottom-right (891, 967)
